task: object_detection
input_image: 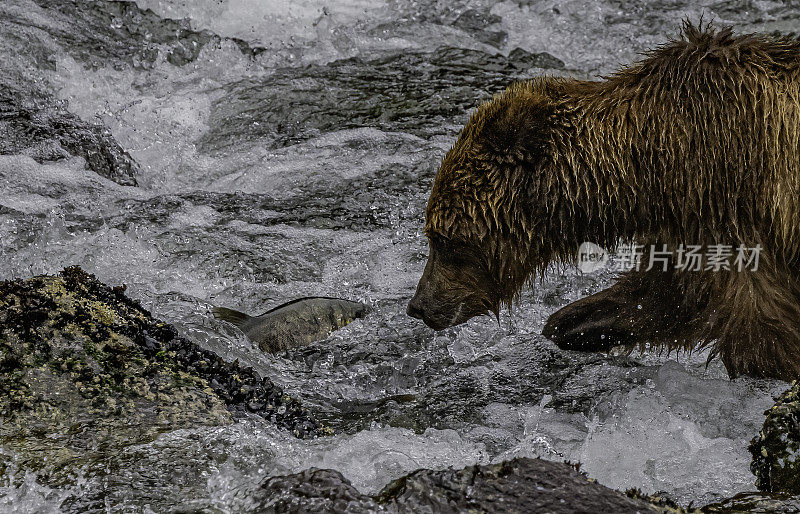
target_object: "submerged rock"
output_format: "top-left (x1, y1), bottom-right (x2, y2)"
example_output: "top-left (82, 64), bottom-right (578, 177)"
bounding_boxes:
top-left (252, 458), bottom-right (682, 513)
top-left (199, 46), bottom-right (565, 152)
top-left (0, 82), bottom-right (139, 186)
top-left (256, 468), bottom-right (381, 513)
top-left (0, 267), bottom-right (323, 485)
top-left (25, 0), bottom-right (265, 69)
top-left (0, 0), bottom-right (146, 186)
top-left (0, 0), bottom-right (272, 186)
top-left (749, 380), bottom-right (800, 494)
top-left (451, 9), bottom-right (508, 48)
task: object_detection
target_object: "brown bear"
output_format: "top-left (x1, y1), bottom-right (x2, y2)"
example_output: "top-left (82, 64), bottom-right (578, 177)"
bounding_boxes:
top-left (407, 23), bottom-right (800, 381)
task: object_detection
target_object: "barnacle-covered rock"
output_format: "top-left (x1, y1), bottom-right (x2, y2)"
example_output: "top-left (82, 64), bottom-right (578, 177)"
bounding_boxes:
top-left (749, 380), bottom-right (800, 494)
top-left (0, 266), bottom-right (323, 484)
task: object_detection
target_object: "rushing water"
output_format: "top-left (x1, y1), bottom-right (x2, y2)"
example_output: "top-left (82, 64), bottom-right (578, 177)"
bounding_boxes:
top-left (1, 0), bottom-right (798, 511)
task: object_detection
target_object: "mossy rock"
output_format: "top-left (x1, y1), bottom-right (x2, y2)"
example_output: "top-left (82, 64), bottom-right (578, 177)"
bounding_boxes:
top-left (749, 380), bottom-right (800, 494)
top-left (0, 266), bottom-right (323, 485)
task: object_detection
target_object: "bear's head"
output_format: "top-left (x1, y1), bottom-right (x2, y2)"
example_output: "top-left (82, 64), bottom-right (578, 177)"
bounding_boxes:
top-left (408, 81), bottom-right (558, 330)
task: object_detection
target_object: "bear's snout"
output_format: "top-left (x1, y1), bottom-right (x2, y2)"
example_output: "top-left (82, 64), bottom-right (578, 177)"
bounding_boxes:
top-left (407, 293), bottom-right (451, 330)
top-left (406, 298), bottom-right (425, 320)
top-left (407, 293), bottom-right (463, 330)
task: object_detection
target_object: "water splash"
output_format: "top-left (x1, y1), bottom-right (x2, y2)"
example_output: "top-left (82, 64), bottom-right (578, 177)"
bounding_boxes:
top-left (0, 0), bottom-right (794, 510)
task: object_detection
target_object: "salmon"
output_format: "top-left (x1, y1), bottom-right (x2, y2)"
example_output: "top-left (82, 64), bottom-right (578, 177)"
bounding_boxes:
top-left (213, 297), bottom-right (370, 352)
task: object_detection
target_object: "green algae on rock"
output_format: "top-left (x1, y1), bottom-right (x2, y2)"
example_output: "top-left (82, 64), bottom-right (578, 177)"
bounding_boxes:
top-left (0, 266), bottom-right (323, 484)
top-left (0, 266), bottom-right (323, 433)
top-left (749, 380), bottom-right (800, 494)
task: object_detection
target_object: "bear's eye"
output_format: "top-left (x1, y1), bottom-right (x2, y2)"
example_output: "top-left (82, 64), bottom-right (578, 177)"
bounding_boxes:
top-left (431, 235), bottom-right (478, 268)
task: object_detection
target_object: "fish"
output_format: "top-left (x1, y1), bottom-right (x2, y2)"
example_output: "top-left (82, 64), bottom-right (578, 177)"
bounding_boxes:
top-left (212, 296), bottom-right (371, 353)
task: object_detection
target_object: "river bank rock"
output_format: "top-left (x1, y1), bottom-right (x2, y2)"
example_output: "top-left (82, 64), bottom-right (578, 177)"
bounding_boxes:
top-left (749, 380), bottom-right (800, 494)
top-left (0, 267), bottom-right (323, 484)
top-left (252, 458), bottom-right (685, 513)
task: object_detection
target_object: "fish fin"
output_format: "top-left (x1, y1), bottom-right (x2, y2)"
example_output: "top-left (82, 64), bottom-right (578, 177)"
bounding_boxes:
top-left (212, 306), bottom-right (251, 327)
top-left (258, 296), bottom-right (368, 317)
top-left (258, 296), bottom-right (327, 316)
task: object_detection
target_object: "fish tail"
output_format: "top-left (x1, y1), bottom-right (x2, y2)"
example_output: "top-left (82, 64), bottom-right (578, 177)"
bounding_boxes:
top-left (212, 306), bottom-right (251, 327)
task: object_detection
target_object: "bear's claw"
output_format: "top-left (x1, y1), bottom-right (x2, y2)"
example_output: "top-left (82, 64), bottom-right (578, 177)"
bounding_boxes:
top-left (543, 298), bottom-right (637, 352)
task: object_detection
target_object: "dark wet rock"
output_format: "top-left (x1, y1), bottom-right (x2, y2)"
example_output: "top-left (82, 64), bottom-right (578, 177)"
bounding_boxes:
top-left (0, 267), bottom-right (324, 485)
top-left (451, 9), bottom-right (508, 48)
top-left (0, 0), bottom-right (270, 185)
top-left (378, 459), bottom-right (673, 513)
top-left (82, 159), bottom-right (432, 234)
top-left (255, 468), bottom-right (382, 513)
top-left (454, 8), bottom-right (504, 28)
top-left (0, 1), bottom-right (145, 186)
top-left (749, 380), bottom-right (800, 494)
top-left (199, 46), bottom-right (565, 152)
top-left (23, 0), bottom-right (265, 69)
top-left (702, 491), bottom-right (800, 513)
top-left (0, 83), bottom-right (139, 186)
top-left (251, 458), bottom-right (679, 513)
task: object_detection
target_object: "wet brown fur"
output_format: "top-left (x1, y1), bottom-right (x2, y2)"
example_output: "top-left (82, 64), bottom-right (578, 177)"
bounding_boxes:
top-left (412, 23), bottom-right (800, 380)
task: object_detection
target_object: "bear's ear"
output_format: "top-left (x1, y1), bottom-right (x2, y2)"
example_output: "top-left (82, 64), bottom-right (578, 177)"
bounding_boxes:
top-left (477, 91), bottom-right (552, 159)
